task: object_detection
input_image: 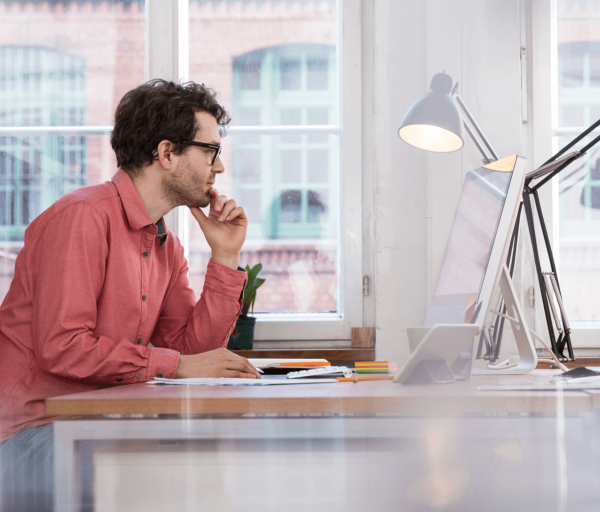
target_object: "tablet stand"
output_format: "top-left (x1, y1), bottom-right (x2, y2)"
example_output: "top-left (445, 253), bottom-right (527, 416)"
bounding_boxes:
top-left (403, 359), bottom-right (456, 385)
top-left (472, 264), bottom-right (538, 375)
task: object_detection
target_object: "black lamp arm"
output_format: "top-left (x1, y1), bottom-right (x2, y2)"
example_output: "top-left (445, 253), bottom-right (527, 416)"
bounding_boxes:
top-left (530, 131), bottom-right (600, 193)
top-left (542, 117), bottom-right (600, 167)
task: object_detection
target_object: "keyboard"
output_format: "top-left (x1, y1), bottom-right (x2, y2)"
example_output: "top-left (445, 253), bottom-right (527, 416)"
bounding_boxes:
top-left (287, 366), bottom-right (353, 379)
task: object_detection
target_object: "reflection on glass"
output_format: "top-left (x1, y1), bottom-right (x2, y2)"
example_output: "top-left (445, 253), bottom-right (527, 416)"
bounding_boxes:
top-left (557, 0), bottom-right (600, 322)
top-left (189, 0), bottom-right (339, 314)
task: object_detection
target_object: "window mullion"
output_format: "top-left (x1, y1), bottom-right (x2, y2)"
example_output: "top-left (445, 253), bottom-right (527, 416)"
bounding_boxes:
top-left (146, 0), bottom-right (189, 251)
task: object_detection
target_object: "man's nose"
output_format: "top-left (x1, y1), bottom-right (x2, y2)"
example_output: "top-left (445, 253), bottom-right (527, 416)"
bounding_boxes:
top-left (212, 156), bottom-right (225, 174)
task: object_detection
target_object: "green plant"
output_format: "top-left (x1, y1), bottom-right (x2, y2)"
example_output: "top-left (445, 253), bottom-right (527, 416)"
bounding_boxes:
top-left (241, 263), bottom-right (266, 317)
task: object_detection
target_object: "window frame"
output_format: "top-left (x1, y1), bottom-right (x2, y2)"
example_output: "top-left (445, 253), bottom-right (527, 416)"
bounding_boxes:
top-left (0, 0), bottom-right (368, 343)
top-left (149, 0), bottom-right (366, 342)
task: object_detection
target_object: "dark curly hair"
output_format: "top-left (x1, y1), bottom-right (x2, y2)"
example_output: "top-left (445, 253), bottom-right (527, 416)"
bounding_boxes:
top-left (110, 79), bottom-right (231, 177)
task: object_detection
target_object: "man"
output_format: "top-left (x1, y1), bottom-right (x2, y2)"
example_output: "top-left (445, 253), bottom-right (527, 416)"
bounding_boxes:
top-left (0, 79), bottom-right (260, 508)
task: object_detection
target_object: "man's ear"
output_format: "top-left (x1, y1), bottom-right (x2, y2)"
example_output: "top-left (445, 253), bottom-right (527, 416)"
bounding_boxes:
top-left (157, 140), bottom-right (173, 170)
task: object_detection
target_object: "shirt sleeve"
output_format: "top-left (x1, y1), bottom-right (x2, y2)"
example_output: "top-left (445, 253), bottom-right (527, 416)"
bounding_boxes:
top-left (30, 202), bottom-right (180, 384)
top-left (149, 251), bottom-right (247, 355)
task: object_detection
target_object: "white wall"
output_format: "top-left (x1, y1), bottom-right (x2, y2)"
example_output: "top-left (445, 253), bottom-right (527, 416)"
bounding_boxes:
top-left (372, 0), bottom-right (537, 363)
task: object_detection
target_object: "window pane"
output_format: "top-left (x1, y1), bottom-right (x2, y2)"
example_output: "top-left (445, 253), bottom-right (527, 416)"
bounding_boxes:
top-left (0, 2), bottom-right (145, 303)
top-left (280, 59), bottom-right (301, 90)
top-left (280, 149), bottom-right (302, 183)
top-left (238, 149), bottom-right (261, 183)
top-left (189, 0), bottom-right (339, 315)
top-left (307, 149), bottom-right (329, 183)
top-left (307, 58), bottom-right (329, 90)
top-left (240, 189), bottom-right (261, 224)
top-left (238, 60), bottom-right (261, 90)
top-left (556, 0), bottom-right (600, 322)
top-left (559, 43), bottom-right (584, 87)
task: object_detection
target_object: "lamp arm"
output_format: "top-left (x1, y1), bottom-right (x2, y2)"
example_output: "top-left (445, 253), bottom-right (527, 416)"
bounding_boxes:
top-left (462, 122), bottom-right (493, 165)
top-left (542, 117), bottom-right (600, 167)
top-left (453, 91), bottom-right (499, 163)
top-left (530, 131), bottom-right (600, 193)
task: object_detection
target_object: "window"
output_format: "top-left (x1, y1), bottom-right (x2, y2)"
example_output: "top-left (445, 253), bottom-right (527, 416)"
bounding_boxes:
top-left (0, 0), bottom-right (364, 342)
top-left (0, 1), bottom-right (145, 302)
top-left (186, 0), bottom-right (363, 340)
top-left (555, 2), bottom-right (600, 326)
top-left (0, 47), bottom-right (87, 241)
top-left (233, 45), bottom-right (337, 244)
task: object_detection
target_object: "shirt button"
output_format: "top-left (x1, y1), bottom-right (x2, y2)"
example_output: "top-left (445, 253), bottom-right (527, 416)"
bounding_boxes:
top-left (137, 338), bottom-right (142, 345)
top-left (136, 374), bottom-right (142, 378)
top-left (116, 378), bottom-right (123, 383)
top-left (143, 251), bottom-right (148, 257)
top-left (157, 371), bottom-right (163, 378)
top-left (142, 295), bottom-right (147, 301)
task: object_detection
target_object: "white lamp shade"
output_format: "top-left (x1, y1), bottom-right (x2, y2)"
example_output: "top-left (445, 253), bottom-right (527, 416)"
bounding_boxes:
top-left (398, 73), bottom-right (465, 153)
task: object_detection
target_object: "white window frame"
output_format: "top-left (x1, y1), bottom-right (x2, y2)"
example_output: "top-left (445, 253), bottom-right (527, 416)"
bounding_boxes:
top-left (530, 0), bottom-right (600, 349)
top-left (0, 0), bottom-right (369, 343)
top-left (148, 0), bottom-right (366, 342)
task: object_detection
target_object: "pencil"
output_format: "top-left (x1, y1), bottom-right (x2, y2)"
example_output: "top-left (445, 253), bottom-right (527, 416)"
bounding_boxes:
top-left (278, 362), bottom-right (331, 367)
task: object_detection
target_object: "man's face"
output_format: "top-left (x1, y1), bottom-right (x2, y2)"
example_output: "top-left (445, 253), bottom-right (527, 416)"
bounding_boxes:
top-left (162, 111), bottom-right (224, 208)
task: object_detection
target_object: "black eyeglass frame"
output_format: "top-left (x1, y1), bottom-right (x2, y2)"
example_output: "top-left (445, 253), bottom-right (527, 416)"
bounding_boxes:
top-left (180, 141), bottom-right (222, 165)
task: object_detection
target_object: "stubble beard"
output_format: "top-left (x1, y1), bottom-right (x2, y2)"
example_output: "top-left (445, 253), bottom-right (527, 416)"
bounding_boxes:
top-left (162, 159), bottom-right (211, 209)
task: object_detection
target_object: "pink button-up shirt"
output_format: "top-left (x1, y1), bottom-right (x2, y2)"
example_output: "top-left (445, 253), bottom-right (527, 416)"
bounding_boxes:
top-left (0, 169), bottom-right (246, 441)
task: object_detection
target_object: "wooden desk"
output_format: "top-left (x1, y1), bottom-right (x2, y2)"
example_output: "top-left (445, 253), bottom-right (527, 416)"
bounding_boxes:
top-left (46, 370), bottom-right (592, 416)
top-left (48, 371), bottom-right (598, 512)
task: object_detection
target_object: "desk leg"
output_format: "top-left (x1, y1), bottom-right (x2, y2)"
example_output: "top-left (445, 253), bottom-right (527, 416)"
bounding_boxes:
top-left (53, 422), bottom-right (81, 512)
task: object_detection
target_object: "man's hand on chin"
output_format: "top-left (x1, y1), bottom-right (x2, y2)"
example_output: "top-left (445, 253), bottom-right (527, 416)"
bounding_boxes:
top-left (176, 348), bottom-right (261, 379)
top-left (189, 188), bottom-right (247, 270)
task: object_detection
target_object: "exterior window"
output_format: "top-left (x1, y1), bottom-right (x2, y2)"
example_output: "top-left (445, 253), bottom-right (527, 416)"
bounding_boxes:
top-left (189, 4), bottom-right (343, 319)
top-left (556, 3), bottom-right (600, 324)
top-left (0, 47), bottom-right (87, 242)
top-left (0, 0), bottom-right (363, 340)
top-left (0, 2), bottom-right (145, 303)
top-left (231, 44), bottom-right (337, 244)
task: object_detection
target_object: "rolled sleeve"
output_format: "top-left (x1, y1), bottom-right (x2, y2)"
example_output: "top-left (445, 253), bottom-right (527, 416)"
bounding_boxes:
top-left (203, 259), bottom-right (248, 300)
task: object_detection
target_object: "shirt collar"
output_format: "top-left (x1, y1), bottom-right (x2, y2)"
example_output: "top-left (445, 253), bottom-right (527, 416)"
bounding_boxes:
top-left (112, 169), bottom-right (169, 244)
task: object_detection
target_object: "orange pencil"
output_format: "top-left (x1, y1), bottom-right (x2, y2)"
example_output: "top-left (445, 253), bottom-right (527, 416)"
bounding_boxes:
top-left (279, 362), bottom-right (331, 367)
top-left (337, 375), bottom-right (394, 382)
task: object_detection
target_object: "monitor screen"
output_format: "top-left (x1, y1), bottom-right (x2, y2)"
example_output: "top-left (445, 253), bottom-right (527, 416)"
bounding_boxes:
top-left (424, 166), bottom-right (512, 326)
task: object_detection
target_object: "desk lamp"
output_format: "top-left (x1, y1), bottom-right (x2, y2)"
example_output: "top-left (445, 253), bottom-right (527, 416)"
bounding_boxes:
top-left (398, 71), bottom-right (498, 165)
top-left (398, 71), bottom-right (600, 363)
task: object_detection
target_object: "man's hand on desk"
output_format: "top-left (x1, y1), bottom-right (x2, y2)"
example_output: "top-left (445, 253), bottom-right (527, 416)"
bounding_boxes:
top-left (176, 347), bottom-right (261, 379)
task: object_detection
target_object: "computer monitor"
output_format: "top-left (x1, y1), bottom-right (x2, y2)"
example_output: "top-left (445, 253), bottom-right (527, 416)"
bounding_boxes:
top-left (424, 154), bottom-right (527, 330)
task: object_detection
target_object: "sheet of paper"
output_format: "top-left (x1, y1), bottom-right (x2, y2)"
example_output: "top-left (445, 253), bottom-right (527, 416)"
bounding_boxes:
top-left (148, 376), bottom-right (339, 386)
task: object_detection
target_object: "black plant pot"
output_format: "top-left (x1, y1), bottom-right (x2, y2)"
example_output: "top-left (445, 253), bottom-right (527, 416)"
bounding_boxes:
top-left (227, 315), bottom-right (256, 350)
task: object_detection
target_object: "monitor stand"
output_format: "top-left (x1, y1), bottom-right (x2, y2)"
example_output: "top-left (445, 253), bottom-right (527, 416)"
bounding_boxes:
top-left (472, 265), bottom-right (538, 375)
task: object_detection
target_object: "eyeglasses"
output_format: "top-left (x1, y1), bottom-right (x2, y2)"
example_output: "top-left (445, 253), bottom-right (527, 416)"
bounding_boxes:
top-left (181, 141), bottom-right (222, 165)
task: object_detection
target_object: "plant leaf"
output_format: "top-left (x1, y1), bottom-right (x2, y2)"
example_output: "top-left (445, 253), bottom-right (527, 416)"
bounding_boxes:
top-left (243, 288), bottom-right (256, 306)
top-left (247, 263), bottom-right (262, 285)
top-left (254, 278), bottom-right (266, 289)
